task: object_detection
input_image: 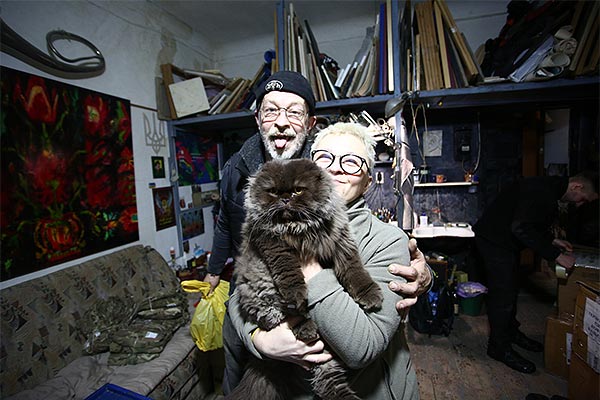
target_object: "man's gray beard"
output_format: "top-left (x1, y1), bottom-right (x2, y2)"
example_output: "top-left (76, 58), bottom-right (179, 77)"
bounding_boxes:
top-left (261, 128), bottom-right (307, 160)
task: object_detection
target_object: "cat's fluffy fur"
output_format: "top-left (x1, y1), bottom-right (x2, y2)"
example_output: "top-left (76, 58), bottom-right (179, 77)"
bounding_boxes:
top-left (226, 159), bottom-right (383, 400)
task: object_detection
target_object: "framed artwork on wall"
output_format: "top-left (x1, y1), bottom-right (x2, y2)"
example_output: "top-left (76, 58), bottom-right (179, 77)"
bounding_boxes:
top-left (0, 67), bottom-right (138, 281)
top-left (152, 156), bottom-right (166, 179)
top-left (180, 208), bottom-right (204, 240)
top-left (175, 132), bottom-right (219, 185)
top-left (153, 186), bottom-right (176, 231)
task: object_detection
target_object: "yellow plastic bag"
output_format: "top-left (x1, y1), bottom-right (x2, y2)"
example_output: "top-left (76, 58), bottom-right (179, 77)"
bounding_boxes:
top-left (181, 279), bottom-right (209, 293)
top-left (188, 280), bottom-right (230, 352)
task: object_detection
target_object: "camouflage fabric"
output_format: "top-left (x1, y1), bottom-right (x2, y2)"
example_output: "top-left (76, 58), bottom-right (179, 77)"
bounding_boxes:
top-left (137, 290), bottom-right (188, 311)
top-left (80, 296), bottom-right (137, 354)
top-left (106, 290), bottom-right (189, 365)
top-left (137, 307), bottom-right (185, 320)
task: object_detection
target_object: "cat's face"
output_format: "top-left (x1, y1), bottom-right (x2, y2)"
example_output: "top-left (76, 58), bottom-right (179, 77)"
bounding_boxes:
top-left (246, 159), bottom-right (334, 232)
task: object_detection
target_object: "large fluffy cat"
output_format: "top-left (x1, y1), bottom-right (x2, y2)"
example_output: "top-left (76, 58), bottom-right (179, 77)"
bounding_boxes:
top-left (226, 158), bottom-right (383, 400)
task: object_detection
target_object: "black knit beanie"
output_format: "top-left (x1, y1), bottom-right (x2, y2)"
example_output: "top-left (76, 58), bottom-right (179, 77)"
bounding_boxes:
top-left (254, 70), bottom-right (316, 116)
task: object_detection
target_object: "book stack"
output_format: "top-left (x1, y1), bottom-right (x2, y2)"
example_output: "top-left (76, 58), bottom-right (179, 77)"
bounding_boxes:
top-left (481, 1), bottom-right (597, 82)
top-left (209, 62), bottom-right (272, 115)
top-left (567, 1), bottom-right (599, 76)
top-left (408, 0), bottom-right (481, 92)
top-left (281, 1), bottom-right (395, 101)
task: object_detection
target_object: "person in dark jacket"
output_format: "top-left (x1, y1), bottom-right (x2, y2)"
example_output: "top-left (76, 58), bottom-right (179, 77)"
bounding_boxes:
top-left (204, 70), bottom-right (433, 394)
top-left (473, 172), bottom-right (598, 374)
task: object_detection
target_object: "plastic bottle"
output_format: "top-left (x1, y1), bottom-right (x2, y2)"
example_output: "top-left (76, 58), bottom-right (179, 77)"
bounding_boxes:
top-left (419, 213), bottom-right (428, 227)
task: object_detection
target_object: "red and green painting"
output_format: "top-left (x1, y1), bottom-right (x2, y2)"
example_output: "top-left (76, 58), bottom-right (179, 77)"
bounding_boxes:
top-left (0, 67), bottom-right (138, 281)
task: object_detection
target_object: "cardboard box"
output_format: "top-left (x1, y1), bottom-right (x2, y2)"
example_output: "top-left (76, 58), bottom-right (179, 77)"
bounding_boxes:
top-left (572, 281), bottom-right (600, 373)
top-left (544, 313), bottom-right (573, 378)
top-left (557, 250), bottom-right (600, 316)
top-left (568, 353), bottom-right (600, 400)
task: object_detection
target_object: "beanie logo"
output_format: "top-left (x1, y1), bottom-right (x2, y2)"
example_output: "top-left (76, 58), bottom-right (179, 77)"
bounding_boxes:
top-left (265, 80), bottom-right (284, 92)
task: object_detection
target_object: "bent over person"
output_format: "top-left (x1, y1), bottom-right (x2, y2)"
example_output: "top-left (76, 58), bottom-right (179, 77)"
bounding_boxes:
top-left (474, 172), bottom-right (598, 373)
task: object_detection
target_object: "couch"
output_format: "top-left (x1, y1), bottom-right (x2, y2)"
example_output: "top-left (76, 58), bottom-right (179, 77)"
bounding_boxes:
top-left (0, 245), bottom-right (224, 400)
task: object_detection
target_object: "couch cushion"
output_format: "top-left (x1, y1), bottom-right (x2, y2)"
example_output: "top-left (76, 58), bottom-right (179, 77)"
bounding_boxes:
top-left (5, 323), bottom-right (201, 400)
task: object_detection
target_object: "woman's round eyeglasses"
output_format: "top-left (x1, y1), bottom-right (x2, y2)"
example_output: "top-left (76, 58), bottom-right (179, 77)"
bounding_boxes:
top-left (311, 149), bottom-right (369, 175)
top-left (260, 106), bottom-right (306, 123)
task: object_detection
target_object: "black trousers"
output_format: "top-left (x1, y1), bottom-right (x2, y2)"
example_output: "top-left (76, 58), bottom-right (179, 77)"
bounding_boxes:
top-left (475, 236), bottom-right (521, 350)
top-left (221, 308), bottom-right (249, 395)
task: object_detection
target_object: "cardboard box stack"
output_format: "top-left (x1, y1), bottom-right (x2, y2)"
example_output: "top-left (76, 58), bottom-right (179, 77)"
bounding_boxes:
top-left (546, 248), bottom-right (599, 400)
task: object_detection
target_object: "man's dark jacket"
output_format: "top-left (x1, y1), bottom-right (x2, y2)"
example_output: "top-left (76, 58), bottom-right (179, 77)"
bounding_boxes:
top-left (207, 133), bottom-right (312, 281)
top-left (473, 176), bottom-right (568, 261)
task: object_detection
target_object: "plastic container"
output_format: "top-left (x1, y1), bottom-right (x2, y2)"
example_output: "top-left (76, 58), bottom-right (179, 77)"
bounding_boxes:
top-left (419, 213), bottom-right (428, 227)
top-left (457, 281), bottom-right (488, 316)
top-left (459, 294), bottom-right (485, 316)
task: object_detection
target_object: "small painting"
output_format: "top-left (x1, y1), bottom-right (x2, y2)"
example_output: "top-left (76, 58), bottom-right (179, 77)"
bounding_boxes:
top-left (152, 156), bottom-right (166, 179)
top-left (153, 186), bottom-right (176, 231)
top-left (175, 133), bottom-right (219, 185)
top-left (180, 208), bottom-right (204, 240)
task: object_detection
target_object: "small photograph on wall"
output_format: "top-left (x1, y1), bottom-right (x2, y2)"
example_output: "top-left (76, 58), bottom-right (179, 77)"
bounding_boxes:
top-left (199, 189), bottom-right (220, 207)
top-left (152, 156), bottom-right (166, 179)
top-left (175, 132), bottom-right (219, 185)
top-left (0, 67), bottom-right (138, 281)
top-left (181, 208), bottom-right (204, 240)
top-left (153, 186), bottom-right (176, 231)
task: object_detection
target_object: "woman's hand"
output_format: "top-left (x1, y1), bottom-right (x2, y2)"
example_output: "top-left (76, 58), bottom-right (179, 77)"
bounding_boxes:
top-left (252, 317), bottom-right (333, 370)
top-left (387, 238), bottom-right (432, 314)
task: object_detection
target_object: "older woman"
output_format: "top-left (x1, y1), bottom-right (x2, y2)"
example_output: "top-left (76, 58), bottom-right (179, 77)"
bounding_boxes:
top-left (228, 122), bottom-right (419, 400)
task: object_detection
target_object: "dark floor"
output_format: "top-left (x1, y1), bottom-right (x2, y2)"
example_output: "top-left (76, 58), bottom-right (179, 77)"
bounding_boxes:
top-left (409, 270), bottom-right (567, 400)
top-left (211, 270), bottom-right (567, 400)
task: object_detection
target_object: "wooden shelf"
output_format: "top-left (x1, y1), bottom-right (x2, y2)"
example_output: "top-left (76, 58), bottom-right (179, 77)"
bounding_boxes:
top-left (167, 76), bottom-right (599, 131)
top-left (414, 182), bottom-right (478, 188)
top-left (409, 76), bottom-right (599, 110)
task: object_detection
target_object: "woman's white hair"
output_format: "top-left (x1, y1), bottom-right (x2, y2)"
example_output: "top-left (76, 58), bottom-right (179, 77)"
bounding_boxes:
top-left (311, 122), bottom-right (376, 170)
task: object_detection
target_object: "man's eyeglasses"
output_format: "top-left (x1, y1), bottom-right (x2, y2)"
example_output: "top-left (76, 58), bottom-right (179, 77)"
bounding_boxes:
top-left (260, 106), bottom-right (306, 123)
top-left (311, 149), bottom-right (369, 175)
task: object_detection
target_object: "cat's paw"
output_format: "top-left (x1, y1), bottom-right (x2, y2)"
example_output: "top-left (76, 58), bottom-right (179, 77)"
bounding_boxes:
top-left (292, 319), bottom-right (319, 341)
top-left (355, 284), bottom-right (383, 311)
top-left (256, 309), bottom-right (285, 330)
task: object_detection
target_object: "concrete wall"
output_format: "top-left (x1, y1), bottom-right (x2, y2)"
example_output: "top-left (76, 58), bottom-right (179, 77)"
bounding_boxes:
top-left (0, 0), bottom-right (217, 288)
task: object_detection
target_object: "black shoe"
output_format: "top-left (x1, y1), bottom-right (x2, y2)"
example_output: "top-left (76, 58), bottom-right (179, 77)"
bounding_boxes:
top-left (525, 394), bottom-right (549, 400)
top-left (487, 346), bottom-right (536, 373)
top-left (512, 330), bottom-right (544, 352)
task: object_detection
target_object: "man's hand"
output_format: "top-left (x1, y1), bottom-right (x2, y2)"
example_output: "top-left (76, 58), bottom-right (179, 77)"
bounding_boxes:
top-left (552, 238), bottom-right (574, 253)
top-left (556, 253), bottom-right (576, 271)
top-left (387, 238), bottom-right (432, 314)
top-left (252, 317), bottom-right (333, 370)
top-left (203, 273), bottom-right (221, 294)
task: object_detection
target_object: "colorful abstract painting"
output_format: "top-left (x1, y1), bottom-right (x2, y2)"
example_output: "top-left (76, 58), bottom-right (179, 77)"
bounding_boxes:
top-left (0, 67), bottom-right (138, 281)
top-left (175, 132), bottom-right (218, 185)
